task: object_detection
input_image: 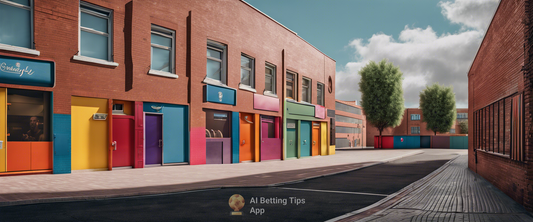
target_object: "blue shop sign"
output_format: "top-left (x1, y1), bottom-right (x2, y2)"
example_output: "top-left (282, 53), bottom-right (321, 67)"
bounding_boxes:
top-left (0, 55), bottom-right (55, 87)
top-left (204, 84), bottom-right (236, 106)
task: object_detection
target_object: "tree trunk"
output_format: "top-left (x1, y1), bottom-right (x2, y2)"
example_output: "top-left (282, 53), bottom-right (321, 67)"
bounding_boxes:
top-left (379, 128), bottom-right (383, 149)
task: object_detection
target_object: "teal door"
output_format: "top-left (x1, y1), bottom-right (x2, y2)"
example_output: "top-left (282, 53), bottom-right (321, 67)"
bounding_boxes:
top-left (286, 120), bottom-right (297, 158)
top-left (300, 121), bottom-right (311, 157)
top-left (162, 105), bottom-right (188, 163)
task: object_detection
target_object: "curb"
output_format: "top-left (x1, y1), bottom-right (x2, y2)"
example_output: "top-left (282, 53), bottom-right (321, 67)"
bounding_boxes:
top-left (0, 150), bottom-right (424, 208)
top-left (326, 154), bottom-right (461, 222)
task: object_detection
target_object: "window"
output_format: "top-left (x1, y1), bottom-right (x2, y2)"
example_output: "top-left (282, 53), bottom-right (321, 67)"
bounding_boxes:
top-left (150, 25), bottom-right (175, 74)
top-left (265, 63), bottom-right (276, 95)
top-left (335, 102), bottom-right (361, 115)
top-left (79, 2), bottom-right (113, 61)
top-left (411, 127), bottom-right (420, 134)
top-left (411, 114), bottom-right (421, 120)
top-left (336, 126), bottom-right (361, 134)
top-left (206, 40), bottom-right (227, 85)
top-left (335, 115), bottom-right (363, 124)
top-left (0, 0), bottom-right (32, 48)
top-left (450, 129), bottom-right (455, 134)
top-left (302, 77), bottom-right (311, 103)
top-left (317, 82), bottom-right (325, 106)
top-left (286, 71), bottom-right (297, 100)
top-left (457, 113), bottom-right (468, 119)
top-left (240, 54), bottom-right (254, 89)
top-left (7, 89), bottom-right (51, 142)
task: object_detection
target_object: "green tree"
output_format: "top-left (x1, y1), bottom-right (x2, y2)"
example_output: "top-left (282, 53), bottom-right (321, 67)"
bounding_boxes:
top-left (419, 83), bottom-right (456, 135)
top-left (359, 59), bottom-right (405, 148)
top-left (458, 120), bottom-right (468, 134)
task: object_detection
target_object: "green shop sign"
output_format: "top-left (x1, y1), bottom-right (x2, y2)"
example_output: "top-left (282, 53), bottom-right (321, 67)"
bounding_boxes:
top-left (0, 55), bottom-right (55, 87)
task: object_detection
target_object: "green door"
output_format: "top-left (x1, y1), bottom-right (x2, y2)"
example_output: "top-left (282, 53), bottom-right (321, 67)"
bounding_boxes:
top-left (286, 120), bottom-right (297, 158)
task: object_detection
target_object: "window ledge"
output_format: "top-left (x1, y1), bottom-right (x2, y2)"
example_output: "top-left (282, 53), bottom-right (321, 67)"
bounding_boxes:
top-left (238, 83), bottom-right (257, 93)
top-left (263, 91), bottom-right (278, 98)
top-left (0, 43), bottom-right (40, 56)
top-left (72, 55), bottom-right (119, 67)
top-left (148, 69), bottom-right (178, 79)
top-left (202, 77), bottom-right (235, 90)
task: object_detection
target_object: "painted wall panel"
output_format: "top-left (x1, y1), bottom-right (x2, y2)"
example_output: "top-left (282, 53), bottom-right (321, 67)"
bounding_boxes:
top-left (315, 105), bottom-right (326, 119)
top-left (204, 84), bottom-right (236, 105)
top-left (312, 123), bottom-right (320, 156)
top-left (254, 94), bottom-right (279, 112)
top-left (71, 97), bottom-right (108, 170)
top-left (232, 112), bottom-right (240, 163)
top-left (287, 102), bottom-right (315, 117)
top-left (321, 122), bottom-right (327, 155)
top-left (421, 136), bottom-right (431, 148)
top-left (239, 113), bottom-right (254, 162)
top-left (450, 136), bottom-right (468, 149)
top-left (0, 88), bottom-right (5, 172)
top-left (286, 120), bottom-right (297, 158)
top-left (300, 121), bottom-right (311, 157)
top-left (53, 114), bottom-right (71, 174)
top-left (134, 102), bottom-right (144, 168)
top-left (432, 136), bottom-right (450, 148)
top-left (6, 142), bottom-right (31, 171)
top-left (393, 136), bottom-right (421, 149)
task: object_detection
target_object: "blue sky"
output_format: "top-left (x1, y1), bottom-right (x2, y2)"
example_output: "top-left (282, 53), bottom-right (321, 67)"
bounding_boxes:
top-left (244, 0), bottom-right (500, 108)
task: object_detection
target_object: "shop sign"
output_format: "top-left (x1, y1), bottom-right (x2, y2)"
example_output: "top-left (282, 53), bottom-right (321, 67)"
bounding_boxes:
top-left (204, 84), bottom-right (236, 106)
top-left (0, 55), bottom-right (55, 87)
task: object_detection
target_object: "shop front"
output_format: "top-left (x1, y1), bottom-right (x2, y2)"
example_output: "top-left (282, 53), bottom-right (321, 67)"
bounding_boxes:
top-left (284, 100), bottom-right (328, 159)
top-left (0, 55), bottom-right (55, 174)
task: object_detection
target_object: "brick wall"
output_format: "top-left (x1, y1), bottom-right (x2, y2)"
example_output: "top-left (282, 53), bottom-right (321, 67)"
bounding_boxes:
top-left (468, 0), bottom-right (532, 210)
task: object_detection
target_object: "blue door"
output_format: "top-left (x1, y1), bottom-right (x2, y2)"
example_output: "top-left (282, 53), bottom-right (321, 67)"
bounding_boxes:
top-left (300, 121), bottom-right (311, 157)
top-left (162, 105), bottom-right (188, 164)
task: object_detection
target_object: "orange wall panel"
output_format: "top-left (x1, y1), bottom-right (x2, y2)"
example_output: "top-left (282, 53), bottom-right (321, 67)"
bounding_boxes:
top-left (7, 142), bottom-right (31, 172)
top-left (31, 142), bottom-right (53, 170)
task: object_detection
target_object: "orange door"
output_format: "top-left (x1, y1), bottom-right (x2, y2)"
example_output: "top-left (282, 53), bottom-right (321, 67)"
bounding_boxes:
top-left (312, 123), bottom-right (320, 156)
top-left (239, 113), bottom-right (254, 162)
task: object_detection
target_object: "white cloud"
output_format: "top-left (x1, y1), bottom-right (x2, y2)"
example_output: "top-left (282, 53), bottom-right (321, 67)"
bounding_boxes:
top-left (336, 0), bottom-right (500, 108)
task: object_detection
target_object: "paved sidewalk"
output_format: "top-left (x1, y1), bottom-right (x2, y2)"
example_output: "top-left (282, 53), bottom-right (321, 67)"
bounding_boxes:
top-left (336, 155), bottom-right (533, 222)
top-left (0, 149), bottom-right (423, 206)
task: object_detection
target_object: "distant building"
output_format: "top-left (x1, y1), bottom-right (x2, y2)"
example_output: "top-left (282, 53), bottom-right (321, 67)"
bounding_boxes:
top-left (335, 100), bottom-right (366, 148)
top-left (366, 108), bottom-right (468, 146)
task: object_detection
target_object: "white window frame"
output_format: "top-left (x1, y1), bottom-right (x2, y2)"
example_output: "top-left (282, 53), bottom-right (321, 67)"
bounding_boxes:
top-left (204, 40), bottom-right (227, 86)
top-left (78, 1), bottom-right (113, 62)
top-left (148, 24), bottom-right (176, 78)
top-left (302, 77), bottom-right (311, 103)
top-left (264, 63), bottom-right (276, 97)
top-left (0, 0), bottom-right (39, 55)
top-left (317, 82), bottom-right (325, 106)
top-left (238, 54), bottom-right (255, 92)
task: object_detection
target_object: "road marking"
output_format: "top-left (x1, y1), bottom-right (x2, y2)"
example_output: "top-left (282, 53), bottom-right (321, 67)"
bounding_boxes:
top-left (276, 187), bottom-right (389, 197)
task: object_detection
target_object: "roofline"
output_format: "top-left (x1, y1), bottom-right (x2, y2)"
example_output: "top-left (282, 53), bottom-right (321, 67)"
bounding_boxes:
top-left (240, 0), bottom-right (336, 62)
top-left (467, 1), bottom-right (502, 77)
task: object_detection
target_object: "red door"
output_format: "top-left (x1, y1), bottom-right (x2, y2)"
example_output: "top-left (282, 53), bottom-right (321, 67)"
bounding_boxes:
top-left (112, 116), bottom-right (134, 167)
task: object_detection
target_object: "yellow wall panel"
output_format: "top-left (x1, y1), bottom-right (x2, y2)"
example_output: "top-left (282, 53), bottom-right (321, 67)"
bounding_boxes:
top-left (0, 88), bottom-right (6, 172)
top-left (320, 122), bottom-right (327, 156)
top-left (71, 96), bottom-right (108, 170)
top-left (329, 145), bottom-right (335, 155)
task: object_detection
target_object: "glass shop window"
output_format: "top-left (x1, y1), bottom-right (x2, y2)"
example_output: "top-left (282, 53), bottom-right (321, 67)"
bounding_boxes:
top-left (205, 110), bottom-right (231, 138)
top-left (7, 89), bottom-right (51, 141)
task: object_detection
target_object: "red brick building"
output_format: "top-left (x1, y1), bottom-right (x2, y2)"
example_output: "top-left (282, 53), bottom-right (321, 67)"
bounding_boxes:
top-left (366, 108), bottom-right (468, 146)
top-left (334, 100), bottom-right (366, 148)
top-left (0, 0), bottom-right (335, 175)
top-left (468, 0), bottom-right (533, 211)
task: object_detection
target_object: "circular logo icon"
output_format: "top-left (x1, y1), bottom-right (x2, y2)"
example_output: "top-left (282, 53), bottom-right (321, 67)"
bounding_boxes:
top-left (229, 194), bottom-right (245, 212)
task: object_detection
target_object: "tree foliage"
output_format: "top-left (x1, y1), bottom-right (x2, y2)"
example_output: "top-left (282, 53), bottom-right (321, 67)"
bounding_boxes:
top-left (359, 59), bottom-right (405, 136)
top-left (458, 120), bottom-right (468, 134)
top-left (419, 83), bottom-right (456, 135)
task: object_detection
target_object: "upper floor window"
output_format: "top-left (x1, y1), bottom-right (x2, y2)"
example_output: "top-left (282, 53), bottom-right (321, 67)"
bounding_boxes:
top-left (79, 2), bottom-right (113, 61)
top-left (335, 102), bottom-right (361, 115)
top-left (206, 40), bottom-right (227, 85)
top-left (265, 63), bottom-right (276, 95)
top-left (411, 127), bottom-right (420, 134)
top-left (411, 114), bottom-right (421, 120)
top-left (317, 82), bottom-right (325, 106)
top-left (150, 25), bottom-right (175, 74)
top-left (0, 0), bottom-right (32, 48)
top-left (286, 71), bottom-right (297, 100)
top-left (240, 54), bottom-right (255, 89)
top-left (457, 113), bottom-right (467, 119)
top-left (450, 129), bottom-right (456, 134)
top-left (302, 77), bottom-right (311, 103)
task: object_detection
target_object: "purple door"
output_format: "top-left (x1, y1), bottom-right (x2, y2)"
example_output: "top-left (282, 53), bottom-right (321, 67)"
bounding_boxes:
top-left (261, 118), bottom-right (281, 161)
top-left (145, 114), bottom-right (162, 165)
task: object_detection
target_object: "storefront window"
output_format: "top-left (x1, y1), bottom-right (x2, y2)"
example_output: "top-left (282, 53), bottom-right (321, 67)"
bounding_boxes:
top-left (7, 89), bottom-right (50, 141)
top-left (205, 109), bottom-right (231, 138)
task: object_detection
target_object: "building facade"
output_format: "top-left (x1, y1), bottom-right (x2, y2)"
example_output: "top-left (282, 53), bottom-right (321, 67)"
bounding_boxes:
top-left (0, 0), bottom-right (335, 176)
top-left (334, 100), bottom-right (366, 148)
top-left (366, 108), bottom-right (468, 146)
top-left (468, 0), bottom-right (533, 211)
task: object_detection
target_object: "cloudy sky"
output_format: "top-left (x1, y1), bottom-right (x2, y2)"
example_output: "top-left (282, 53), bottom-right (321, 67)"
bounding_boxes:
top-left (245, 0), bottom-right (500, 108)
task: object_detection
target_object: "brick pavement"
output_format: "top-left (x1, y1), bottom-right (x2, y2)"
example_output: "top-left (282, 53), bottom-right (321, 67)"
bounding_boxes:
top-left (0, 149), bottom-right (424, 206)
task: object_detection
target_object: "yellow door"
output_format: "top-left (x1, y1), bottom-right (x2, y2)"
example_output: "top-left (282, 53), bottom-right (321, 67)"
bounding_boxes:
top-left (0, 88), bottom-right (6, 172)
top-left (320, 122), bottom-right (327, 155)
top-left (71, 96), bottom-right (108, 170)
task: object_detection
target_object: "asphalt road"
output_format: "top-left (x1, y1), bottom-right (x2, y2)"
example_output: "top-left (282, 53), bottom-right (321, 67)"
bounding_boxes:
top-left (0, 150), bottom-right (462, 222)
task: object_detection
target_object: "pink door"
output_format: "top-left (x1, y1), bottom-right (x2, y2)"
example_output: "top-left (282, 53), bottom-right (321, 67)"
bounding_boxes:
top-left (112, 116), bottom-right (134, 167)
top-left (260, 117), bottom-right (281, 161)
